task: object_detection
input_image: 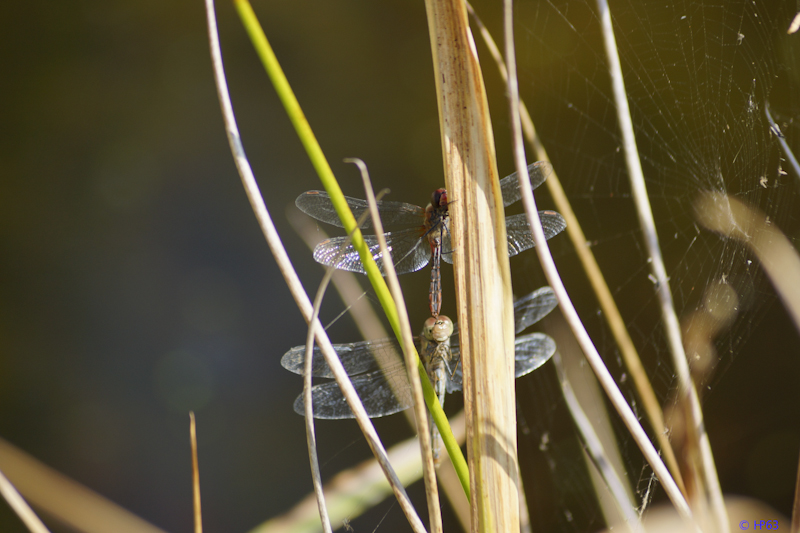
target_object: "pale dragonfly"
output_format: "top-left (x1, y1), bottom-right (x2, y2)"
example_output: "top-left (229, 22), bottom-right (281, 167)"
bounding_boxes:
top-left (295, 162), bottom-right (566, 317)
top-left (281, 287), bottom-right (559, 457)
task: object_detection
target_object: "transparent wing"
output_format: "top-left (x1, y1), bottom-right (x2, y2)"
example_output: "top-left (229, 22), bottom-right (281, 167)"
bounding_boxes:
top-left (514, 333), bottom-right (557, 377)
top-left (292, 364), bottom-right (413, 419)
top-left (450, 286), bottom-right (558, 334)
top-left (505, 211), bottom-right (567, 257)
top-left (444, 342), bottom-right (463, 394)
top-left (295, 191), bottom-right (425, 229)
top-left (447, 286), bottom-right (552, 344)
top-left (514, 286), bottom-right (558, 334)
top-left (446, 286), bottom-right (557, 391)
top-left (312, 228), bottom-right (432, 275)
top-left (446, 332), bottom-right (556, 392)
top-left (500, 161), bottom-right (553, 207)
top-left (281, 337), bottom-right (404, 378)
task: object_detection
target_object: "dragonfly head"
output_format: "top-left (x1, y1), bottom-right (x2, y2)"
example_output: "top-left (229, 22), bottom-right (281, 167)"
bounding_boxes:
top-left (423, 315), bottom-right (454, 343)
top-left (431, 189), bottom-right (448, 209)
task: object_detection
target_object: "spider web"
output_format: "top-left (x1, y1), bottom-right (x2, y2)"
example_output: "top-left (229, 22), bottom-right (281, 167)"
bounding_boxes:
top-left (498, 1), bottom-right (800, 531)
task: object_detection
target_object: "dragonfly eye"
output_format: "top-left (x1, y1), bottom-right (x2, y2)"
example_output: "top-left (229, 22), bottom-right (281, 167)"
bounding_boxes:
top-left (423, 315), bottom-right (454, 342)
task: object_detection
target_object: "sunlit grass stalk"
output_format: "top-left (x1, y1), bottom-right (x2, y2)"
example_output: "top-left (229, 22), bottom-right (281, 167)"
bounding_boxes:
top-left (595, 0), bottom-right (727, 530)
top-left (423, 0), bottom-right (520, 530)
top-left (298, 187), bottom-right (417, 532)
top-left (502, 0), bottom-right (695, 527)
top-left (0, 467), bottom-right (50, 533)
top-left (793, 448), bottom-right (800, 533)
top-left (230, 0), bottom-right (470, 499)
top-left (205, 2), bottom-right (427, 530)
top-left (189, 413), bottom-right (203, 533)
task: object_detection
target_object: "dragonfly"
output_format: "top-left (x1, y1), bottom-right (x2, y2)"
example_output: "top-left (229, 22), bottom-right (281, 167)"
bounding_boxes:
top-left (295, 161), bottom-right (566, 317)
top-left (281, 286), bottom-right (559, 458)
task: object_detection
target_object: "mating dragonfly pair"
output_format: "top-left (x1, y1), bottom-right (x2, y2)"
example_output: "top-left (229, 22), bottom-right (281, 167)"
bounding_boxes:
top-left (284, 161), bottom-right (565, 457)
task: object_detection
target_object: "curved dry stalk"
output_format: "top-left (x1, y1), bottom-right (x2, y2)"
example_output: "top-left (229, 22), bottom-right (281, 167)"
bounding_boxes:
top-left (502, 0), bottom-right (695, 527)
top-left (204, 2), bottom-right (425, 531)
top-left (347, 158), bottom-right (443, 533)
top-left (595, 1), bottom-right (726, 529)
top-left (551, 352), bottom-right (643, 533)
top-left (465, 1), bottom-right (686, 496)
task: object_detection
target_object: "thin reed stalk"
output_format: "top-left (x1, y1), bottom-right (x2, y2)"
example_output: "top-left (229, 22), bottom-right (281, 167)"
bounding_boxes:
top-left (189, 413), bottom-right (203, 533)
top-left (249, 414), bottom-right (468, 533)
top-left (595, 1), bottom-right (727, 530)
top-left (0, 467), bottom-right (50, 533)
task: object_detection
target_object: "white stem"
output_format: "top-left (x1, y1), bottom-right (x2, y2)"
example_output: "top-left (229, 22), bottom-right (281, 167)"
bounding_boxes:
top-left (0, 468), bottom-right (51, 533)
top-left (595, 1), bottom-right (728, 531)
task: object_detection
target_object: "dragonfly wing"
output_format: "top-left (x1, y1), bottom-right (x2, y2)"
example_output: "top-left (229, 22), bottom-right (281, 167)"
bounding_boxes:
top-left (296, 191), bottom-right (424, 229)
top-left (312, 228), bottom-right (431, 275)
top-left (281, 337), bottom-right (403, 378)
top-left (514, 286), bottom-right (558, 334)
top-left (514, 333), bottom-right (556, 377)
top-left (292, 365), bottom-right (413, 419)
top-left (447, 362), bottom-right (464, 393)
top-left (439, 222), bottom-right (454, 265)
top-left (505, 211), bottom-right (567, 257)
top-left (499, 161), bottom-right (553, 207)
top-left (446, 326), bottom-right (555, 391)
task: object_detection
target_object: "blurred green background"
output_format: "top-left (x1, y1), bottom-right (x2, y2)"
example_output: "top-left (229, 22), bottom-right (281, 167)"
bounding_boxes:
top-left (2, 1), bottom-right (800, 532)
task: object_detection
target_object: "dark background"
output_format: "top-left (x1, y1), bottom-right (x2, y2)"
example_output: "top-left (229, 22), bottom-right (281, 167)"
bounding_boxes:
top-left (2, 1), bottom-right (799, 532)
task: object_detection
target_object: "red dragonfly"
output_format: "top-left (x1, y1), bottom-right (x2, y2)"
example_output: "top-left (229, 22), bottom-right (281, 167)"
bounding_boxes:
top-left (295, 161), bottom-right (566, 316)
